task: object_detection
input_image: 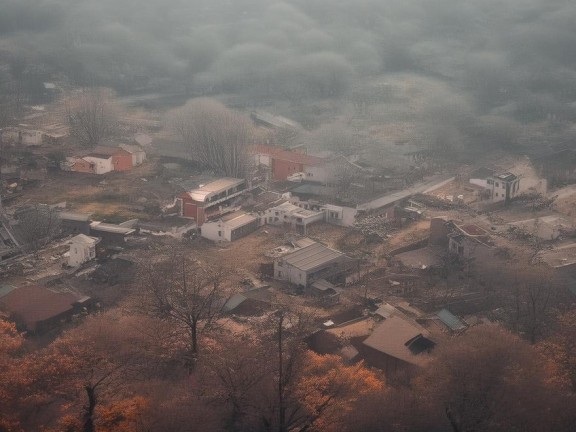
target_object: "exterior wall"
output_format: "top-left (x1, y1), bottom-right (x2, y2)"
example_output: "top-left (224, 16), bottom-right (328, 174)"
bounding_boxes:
top-left (304, 165), bottom-right (329, 184)
top-left (274, 261), bottom-right (308, 287)
top-left (72, 159), bottom-right (95, 174)
top-left (449, 237), bottom-right (492, 260)
top-left (181, 198), bottom-right (206, 225)
top-left (83, 156), bottom-right (113, 174)
top-left (324, 204), bottom-right (358, 227)
top-left (486, 177), bottom-right (520, 203)
top-left (230, 219), bottom-right (259, 241)
top-left (132, 151), bottom-right (146, 166)
top-left (111, 152), bottom-right (133, 171)
top-left (2, 129), bottom-right (43, 146)
top-left (69, 243), bottom-right (96, 267)
top-left (201, 221), bottom-right (226, 241)
top-left (254, 153), bottom-right (271, 167)
top-left (272, 158), bottom-right (303, 180)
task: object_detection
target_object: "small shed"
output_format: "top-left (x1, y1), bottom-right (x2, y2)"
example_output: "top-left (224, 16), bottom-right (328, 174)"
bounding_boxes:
top-left (68, 234), bottom-right (100, 267)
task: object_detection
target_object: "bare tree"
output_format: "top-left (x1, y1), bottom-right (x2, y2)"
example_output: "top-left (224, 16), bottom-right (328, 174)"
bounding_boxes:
top-left (64, 87), bottom-right (120, 147)
top-left (167, 98), bottom-right (253, 178)
top-left (136, 248), bottom-right (229, 369)
top-left (16, 204), bottom-right (61, 256)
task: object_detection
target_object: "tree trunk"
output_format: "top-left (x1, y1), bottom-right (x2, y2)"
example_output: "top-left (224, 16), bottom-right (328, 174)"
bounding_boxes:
top-left (445, 406), bottom-right (461, 432)
top-left (83, 385), bottom-right (97, 432)
top-left (277, 314), bottom-right (286, 432)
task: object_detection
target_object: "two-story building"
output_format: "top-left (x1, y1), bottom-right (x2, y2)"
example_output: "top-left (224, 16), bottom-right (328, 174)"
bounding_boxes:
top-left (179, 178), bottom-right (247, 226)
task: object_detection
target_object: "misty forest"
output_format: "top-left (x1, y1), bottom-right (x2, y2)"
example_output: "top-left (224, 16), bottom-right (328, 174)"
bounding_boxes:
top-left (1, 0), bottom-right (576, 431)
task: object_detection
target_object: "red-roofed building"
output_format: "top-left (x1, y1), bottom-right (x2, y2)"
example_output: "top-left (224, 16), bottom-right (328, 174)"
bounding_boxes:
top-left (0, 285), bottom-right (88, 333)
top-left (179, 178), bottom-right (247, 225)
top-left (251, 145), bottom-right (328, 182)
top-left (92, 146), bottom-right (133, 171)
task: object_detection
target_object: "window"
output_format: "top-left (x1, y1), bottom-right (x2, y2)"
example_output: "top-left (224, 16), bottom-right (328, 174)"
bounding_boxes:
top-left (502, 183), bottom-right (506, 189)
top-left (487, 179), bottom-right (493, 185)
top-left (218, 231), bottom-right (221, 237)
top-left (296, 217), bottom-right (303, 223)
top-left (495, 182), bottom-right (499, 187)
top-left (495, 192), bottom-right (499, 197)
top-left (278, 271), bottom-right (283, 277)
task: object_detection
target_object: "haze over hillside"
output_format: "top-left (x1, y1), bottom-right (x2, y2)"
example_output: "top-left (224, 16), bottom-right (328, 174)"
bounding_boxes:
top-left (1, 0), bottom-right (576, 155)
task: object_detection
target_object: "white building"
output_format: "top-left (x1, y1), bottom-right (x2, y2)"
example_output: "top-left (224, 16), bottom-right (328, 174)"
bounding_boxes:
top-left (1, 126), bottom-right (44, 146)
top-left (274, 241), bottom-right (354, 287)
top-left (68, 234), bottom-right (100, 267)
top-left (200, 212), bottom-right (259, 242)
top-left (82, 154), bottom-right (114, 174)
top-left (486, 172), bottom-right (520, 203)
top-left (265, 201), bottom-right (324, 232)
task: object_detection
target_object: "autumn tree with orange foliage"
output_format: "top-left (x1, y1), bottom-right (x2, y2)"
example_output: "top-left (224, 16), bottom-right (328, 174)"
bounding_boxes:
top-left (540, 310), bottom-right (576, 393)
top-left (0, 320), bottom-right (24, 432)
top-left (295, 352), bottom-right (384, 432)
top-left (416, 324), bottom-right (573, 432)
top-left (13, 313), bottom-right (155, 432)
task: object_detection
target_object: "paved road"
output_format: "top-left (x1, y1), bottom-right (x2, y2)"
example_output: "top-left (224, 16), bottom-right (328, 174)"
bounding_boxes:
top-left (357, 174), bottom-right (455, 211)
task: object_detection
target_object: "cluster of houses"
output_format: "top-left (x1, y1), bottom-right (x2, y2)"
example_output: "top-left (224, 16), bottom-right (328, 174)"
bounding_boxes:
top-left (61, 144), bottom-right (146, 175)
top-left (1, 123), bottom-right (69, 147)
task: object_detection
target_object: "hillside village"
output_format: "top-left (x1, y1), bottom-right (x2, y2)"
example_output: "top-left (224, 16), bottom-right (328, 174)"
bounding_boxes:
top-left (1, 90), bottom-right (575, 333)
top-left (1, 87), bottom-right (576, 430)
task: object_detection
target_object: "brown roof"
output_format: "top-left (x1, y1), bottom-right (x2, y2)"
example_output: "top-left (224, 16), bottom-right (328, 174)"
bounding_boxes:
top-left (362, 315), bottom-right (433, 366)
top-left (0, 285), bottom-right (80, 331)
top-left (251, 145), bottom-right (326, 167)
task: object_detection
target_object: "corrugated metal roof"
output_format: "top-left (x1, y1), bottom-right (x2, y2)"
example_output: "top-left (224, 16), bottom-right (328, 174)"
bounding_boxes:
top-left (282, 242), bottom-right (349, 272)
top-left (437, 309), bottom-right (467, 331)
top-left (187, 178), bottom-right (245, 202)
top-left (222, 212), bottom-right (258, 229)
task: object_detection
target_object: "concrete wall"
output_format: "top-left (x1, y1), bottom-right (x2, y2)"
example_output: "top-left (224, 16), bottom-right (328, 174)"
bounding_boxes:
top-left (83, 156), bottom-right (113, 174)
top-left (274, 260), bottom-right (307, 286)
top-left (324, 204), bottom-right (358, 227)
top-left (69, 243), bottom-right (96, 267)
top-left (304, 165), bottom-right (329, 184)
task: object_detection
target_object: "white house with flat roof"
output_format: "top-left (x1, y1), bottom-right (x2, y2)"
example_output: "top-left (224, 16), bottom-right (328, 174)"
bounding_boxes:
top-left (200, 211), bottom-right (259, 242)
top-left (265, 201), bottom-right (324, 233)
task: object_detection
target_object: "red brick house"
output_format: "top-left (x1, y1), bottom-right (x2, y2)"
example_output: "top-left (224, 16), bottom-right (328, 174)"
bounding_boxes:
top-left (179, 178), bottom-right (247, 226)
top-left (92, 146), bottom-right (133, 171)
top-left (251, 145), bottom-right (327, 182)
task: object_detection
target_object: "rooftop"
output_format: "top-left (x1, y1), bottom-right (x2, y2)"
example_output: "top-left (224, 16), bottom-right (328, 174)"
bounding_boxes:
top-left (221, 212), bottom-right (258, 229)
top-left (70, 234), bottom-right (100, 245)
top-left (492, 172), bottom-right (517, 181)
top-left (362, 315), bottom-right (433, 366)
top-left (58, 211), bottom-right (93, 222)
top-left (0, 285), bottom-right (82, 331)
top-left (436, 309), bottom-right (468, 332)
top-left (84, 153), bottom-right (113, 160)
top-left (186, 178), bottom-right (245, 203)
top-left (90, 222), bottom-right (135, 235)
top-left (251, 145), bottom-right (326, 167)
top-left (281, 242), bottom-right (350, 272)
top-left (272, 201), bottom-right (322, 218)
